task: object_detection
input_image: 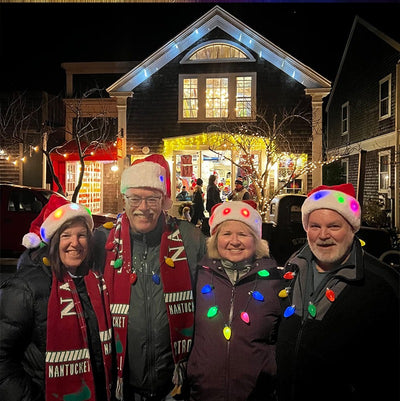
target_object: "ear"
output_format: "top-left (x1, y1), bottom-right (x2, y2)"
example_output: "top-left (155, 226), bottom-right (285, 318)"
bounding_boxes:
top-left (162, 196), bottom-right (173, 210)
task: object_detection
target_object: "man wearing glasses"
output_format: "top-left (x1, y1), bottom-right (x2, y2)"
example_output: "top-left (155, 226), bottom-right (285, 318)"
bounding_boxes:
top-left (94, 154), bottom-right (207, 401)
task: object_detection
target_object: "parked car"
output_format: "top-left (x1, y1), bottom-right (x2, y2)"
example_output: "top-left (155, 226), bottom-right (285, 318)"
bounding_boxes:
top-left (263, 193), bottom-right (399, 269)
top-left (0, 183), bottom-right (116, 258)
top-left (262, 194), bottom-right (308, 265)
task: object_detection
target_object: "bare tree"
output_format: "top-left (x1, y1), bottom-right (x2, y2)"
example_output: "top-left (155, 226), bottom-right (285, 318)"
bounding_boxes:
top-left (206, 106), bottom-right (333, 219)
top-left (1, 89), bottom-right (119, 202)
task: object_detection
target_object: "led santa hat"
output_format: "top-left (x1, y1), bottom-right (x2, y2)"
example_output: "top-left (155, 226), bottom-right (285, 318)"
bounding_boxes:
top-left (22, 194), bottom-right (94, 249)
top-left (301, 183), bottom-right (361, 232)
top-left (209, 200), bottom-right (262, 238)
top-left (120, 154), bottom-right (172, 209)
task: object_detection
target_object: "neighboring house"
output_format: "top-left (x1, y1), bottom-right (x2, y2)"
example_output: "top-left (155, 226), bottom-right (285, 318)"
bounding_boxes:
top-left (325, 16), bottom-right (400, 231)
top-left (62, 6), bottom-right (331, 215)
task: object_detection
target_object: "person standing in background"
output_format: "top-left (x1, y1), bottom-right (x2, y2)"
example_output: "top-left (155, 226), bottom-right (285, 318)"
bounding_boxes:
top-left (191, 178), bottom-right (205, 226)
top-left (276, 183), bottom-right (399, 401)
top-left (205, 174), bottom-right (222, 215)
top-left (227, 176), bottom-right (250, 201)
top-left (0, 195), bottom-right (113, 401)
top-left (94, 155), bottom-right (207, 401)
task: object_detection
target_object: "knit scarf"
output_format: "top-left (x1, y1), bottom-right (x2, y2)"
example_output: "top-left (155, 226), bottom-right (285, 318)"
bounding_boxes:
top-left (46, 271), bottom-right (113, 401)
top-left (104, 213), bottom-right (194, 399)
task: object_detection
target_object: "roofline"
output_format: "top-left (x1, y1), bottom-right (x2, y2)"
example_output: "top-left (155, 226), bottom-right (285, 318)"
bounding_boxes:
top-left (326, 15), bottom-right (400, 111)
top-left (107, 5), bottom-right (330, 94)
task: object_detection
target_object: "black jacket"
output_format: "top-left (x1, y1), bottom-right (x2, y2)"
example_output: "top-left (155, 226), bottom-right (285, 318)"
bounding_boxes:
top-left (206, 184), bottom-right (221, 214)
top-left (0, 248), bottom-right (111, 401)
top-left (276, 240), bottom-right (400, 401)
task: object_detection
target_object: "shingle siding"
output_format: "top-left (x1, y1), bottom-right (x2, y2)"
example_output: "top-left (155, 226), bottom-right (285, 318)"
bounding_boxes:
top-left (126, 33), bottom-right (312, 158)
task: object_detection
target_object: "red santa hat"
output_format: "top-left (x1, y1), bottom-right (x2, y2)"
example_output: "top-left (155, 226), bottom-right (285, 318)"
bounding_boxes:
top-left (301, 183), bottom-right (361, 232)
top-left (22, 194), bottom-right (94, 248)
top-left (209, 200), bottom-right (262, 238)
top-left (120, 154), bottom-right (172, 208)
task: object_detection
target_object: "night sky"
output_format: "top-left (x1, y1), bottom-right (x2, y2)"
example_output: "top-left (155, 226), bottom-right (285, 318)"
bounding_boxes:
top-left (1, 2), bottom-right (399, 95)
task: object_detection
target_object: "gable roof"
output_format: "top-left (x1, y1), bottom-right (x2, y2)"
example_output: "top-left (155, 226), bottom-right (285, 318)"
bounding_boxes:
top-left (107, 5), bottom-right (330, 95)
top-left (327, 15), bottom-right (400, 110)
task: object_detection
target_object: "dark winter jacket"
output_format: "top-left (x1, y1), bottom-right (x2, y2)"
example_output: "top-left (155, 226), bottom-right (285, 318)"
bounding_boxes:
top-left (94, 216), bottom-right (207, 399)
top-left (0, 248), bottom-right (110, 401)
top-left (187, 256), bottom-right (283, 401)
top-left (191, 186), bottom-right (205, 225)
top-left (206, 184), bottom-right (221, 214)
top-left (276, 239), bottom-right (400, 401)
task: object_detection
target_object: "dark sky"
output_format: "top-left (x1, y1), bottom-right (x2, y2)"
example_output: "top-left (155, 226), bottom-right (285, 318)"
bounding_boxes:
top-left (1, 2), bottom-right (399, 95)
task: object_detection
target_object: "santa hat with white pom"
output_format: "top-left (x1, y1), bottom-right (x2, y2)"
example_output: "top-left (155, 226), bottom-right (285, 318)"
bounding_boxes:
top-left (120, 154), bottom-right (172, 209)
top-left (22, 194), bottom-right (94, 249)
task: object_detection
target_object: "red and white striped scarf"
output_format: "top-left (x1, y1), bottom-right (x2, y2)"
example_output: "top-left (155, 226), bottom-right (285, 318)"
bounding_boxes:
top-left (104, 213), bottom-right (194, 399)
top-left (46, 271), bottom-right (113, 401)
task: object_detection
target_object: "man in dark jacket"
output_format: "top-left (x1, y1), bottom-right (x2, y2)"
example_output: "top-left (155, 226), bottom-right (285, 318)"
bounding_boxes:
top-left (276, 183), bottom-right (399, 401)
top-left (94, 154), bottom-right (207, 401)
top-left (227, 176), bottom-right (250, 201)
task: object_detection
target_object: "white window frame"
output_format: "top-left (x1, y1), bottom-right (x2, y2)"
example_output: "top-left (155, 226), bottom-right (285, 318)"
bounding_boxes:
top-left (378, 150), bottom-right (390, 193)
top-left (180, 40), bottom-right (255, 64)
top-left (379, 75), bottom-right (391, 120)
top-left (178, 72), bottom-right (256, 122)
top-left (341, 158), bottom-right (349, 183)
top-left (341, 102), bottom-right (349, 136)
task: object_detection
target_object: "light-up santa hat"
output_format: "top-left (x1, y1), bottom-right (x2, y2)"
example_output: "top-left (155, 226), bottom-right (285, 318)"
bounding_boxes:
top-left (301, 183), bottom-right (361, 232)
top-left (209, 200), bottom-right (262, 238)
top-left (22, 194), bottom-right (94, 248)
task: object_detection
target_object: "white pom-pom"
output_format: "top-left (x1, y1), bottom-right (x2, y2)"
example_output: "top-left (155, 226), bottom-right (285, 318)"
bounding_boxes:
top-left (22, 232), bottom-right (41, 249)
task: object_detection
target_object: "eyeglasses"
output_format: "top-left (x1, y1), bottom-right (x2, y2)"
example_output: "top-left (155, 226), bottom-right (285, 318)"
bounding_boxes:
top-left (125, 195), bottom-right (162, 207)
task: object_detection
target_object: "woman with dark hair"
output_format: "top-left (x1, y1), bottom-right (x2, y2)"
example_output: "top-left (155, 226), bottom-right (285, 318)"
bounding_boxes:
top-left (191, 178), bottom-right (205, 226)
top-left (206, 174), bottom-right (221, 215)
top-left (0, 195), bottom-right (114, 401)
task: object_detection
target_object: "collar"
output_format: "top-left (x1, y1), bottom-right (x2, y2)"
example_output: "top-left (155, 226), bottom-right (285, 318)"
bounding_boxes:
top-left (221, 258), bottom-right (254, 271)
top-left (295, 239), bottom-right (363, 282)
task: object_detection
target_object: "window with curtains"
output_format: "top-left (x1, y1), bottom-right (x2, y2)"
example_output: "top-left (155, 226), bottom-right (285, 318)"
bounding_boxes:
top-left (179, 73), bottom-right (256, 121)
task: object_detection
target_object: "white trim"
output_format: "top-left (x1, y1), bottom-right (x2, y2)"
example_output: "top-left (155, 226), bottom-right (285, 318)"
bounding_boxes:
top-left (379, 74), bottom-right (391, 120)
top-left (341, 101), bottom-right (349, 136)
top-left (326, 131), bottom-right (396, 157)
top-left (378, 149), bottom-right (391, 193)
top-left (107, 6), bottom-right (330, 94)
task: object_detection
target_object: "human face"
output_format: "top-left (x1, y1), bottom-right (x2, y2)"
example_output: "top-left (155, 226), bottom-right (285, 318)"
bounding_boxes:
top-left (59, 222), bottom-right (89, 274)
top-left (217, 220), bottom-right (256, 263)
top-left (124, 188), bottom-right (164, 233)
top-left (306, 209), bottom-right (355, 271)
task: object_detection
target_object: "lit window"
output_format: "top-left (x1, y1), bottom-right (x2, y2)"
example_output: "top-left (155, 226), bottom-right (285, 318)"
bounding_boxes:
top-left (378, 151), bottom-right (390, 191)
top-left (183, 79), bottom-right (198, 118)
top-left (341, 102), bottom-right (349, 135)
top-left (206, 78), bottom-right (228, 118)
top-left (379, 75), bottom-right (391, 119)
top-left (179, 73), bottom-right (256, 121)
top-left (189, 43), bottom-right (247, 60)
top-left (236, 76), bottom-right (252, 118)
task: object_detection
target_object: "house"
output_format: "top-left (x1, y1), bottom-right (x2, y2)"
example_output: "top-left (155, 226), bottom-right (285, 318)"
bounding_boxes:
top-left (0, 91), bottom-right (64, 187)
top-left (325, 16), bottom-right (400, 231)
top-left (61, 6), bottom-right (331, 215)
